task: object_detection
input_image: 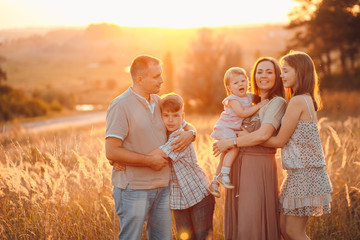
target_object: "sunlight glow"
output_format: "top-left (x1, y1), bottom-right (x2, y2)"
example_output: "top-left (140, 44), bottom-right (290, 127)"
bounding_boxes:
top-left (0, 0), bottom-right (298, 29)
top-left (124, 66), bottom-right (130, 73)
top-left (180, 232), bottom-right (189, 240)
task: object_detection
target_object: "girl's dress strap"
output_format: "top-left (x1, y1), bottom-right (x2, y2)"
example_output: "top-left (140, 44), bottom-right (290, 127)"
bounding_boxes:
top-left (303, 95), bottom-right (313, 121)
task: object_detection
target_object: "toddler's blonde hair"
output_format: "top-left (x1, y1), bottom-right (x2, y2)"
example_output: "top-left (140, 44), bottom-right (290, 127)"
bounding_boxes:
top-left (224, 67), bottom-right (248, 95)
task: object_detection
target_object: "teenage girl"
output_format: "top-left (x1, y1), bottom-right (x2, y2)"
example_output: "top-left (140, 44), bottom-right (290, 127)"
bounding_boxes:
top-left (263, 51), bottom-right (332, 240)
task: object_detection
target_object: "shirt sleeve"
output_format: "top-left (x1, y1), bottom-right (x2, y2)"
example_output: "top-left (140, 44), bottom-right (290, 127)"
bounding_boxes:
top-left (224, 94), bottom-right (241, 107)
top-left (159, 134), bottom-right (186, 162)
top-left (260, 97), bottom-right (287, 130)
top-left (105, 99), bottom-right (128, 140)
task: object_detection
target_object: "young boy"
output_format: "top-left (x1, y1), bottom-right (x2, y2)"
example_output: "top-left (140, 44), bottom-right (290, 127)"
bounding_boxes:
top-left (113, 93), bottom-right (215, 239)
top-left (154, 93), bottom-right (215, 240)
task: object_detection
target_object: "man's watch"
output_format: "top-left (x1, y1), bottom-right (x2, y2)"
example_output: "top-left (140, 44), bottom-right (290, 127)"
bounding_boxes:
top-left (189, 130), bottom-right (196, 140)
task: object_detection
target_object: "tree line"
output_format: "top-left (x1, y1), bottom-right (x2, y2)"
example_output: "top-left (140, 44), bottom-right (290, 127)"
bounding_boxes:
top-left (179, 0), bottom-right (360, 113)
top-left (287, 0), bottom-right (360, 75)
top-left (1, 0), bottom-right (359, 119)
top-left (0, 63), bottom-right (75, 122)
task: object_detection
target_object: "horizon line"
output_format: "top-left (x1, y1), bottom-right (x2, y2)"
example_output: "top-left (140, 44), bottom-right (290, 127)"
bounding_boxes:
top-left (0, 21), bottom-right (289, 31)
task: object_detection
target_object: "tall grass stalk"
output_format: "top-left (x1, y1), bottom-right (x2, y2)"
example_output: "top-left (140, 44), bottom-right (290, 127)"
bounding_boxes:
top-left (0, 115), bottom-right (359, 239)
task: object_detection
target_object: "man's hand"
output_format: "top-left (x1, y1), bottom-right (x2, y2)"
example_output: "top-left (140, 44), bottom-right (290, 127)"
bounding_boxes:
top-left (109, 155), bottom-right (167, 171)
top-left (170, 131), bottom-right (193, 152)
top-left (148, 154), bottom-right (169, 171)
top-left (109, 151), bottom-right (168, 171)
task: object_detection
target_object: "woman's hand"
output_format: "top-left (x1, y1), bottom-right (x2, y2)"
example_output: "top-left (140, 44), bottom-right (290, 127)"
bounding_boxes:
top-left (170, 131), bottom-right (194, 152)
top-left (213, 138), bottom-right (233, 157)
top-left (235, 126), bottom-right (250, 137)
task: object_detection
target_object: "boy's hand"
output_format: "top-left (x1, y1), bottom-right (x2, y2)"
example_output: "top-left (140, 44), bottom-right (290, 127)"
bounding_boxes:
top-left (170, 131), bottom-right (193, 152)
top-left (109, 160), bottom-right (126, 171)
top-left (113, 162), bottom-right (126, 171)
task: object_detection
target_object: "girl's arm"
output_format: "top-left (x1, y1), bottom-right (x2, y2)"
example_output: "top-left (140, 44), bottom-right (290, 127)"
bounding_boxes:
top-left (228, 99), bottom-right (268, 118)
top-left (213, 123), bottom-right (275, 157)
top-left (262, 97), bottom-right (304, 148)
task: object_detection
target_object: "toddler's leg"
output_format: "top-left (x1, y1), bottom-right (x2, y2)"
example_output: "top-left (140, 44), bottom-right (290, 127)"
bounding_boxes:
top-left (215, 153), bottom-right (224, 177)
top-left (208, 153), bottom-right (224, 198)
top-left (217, 148), bottom-right (239, 189)
top-left (222, 147), bottom-right (239, 167)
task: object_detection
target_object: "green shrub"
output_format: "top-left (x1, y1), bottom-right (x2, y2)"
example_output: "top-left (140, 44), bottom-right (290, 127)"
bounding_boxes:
top-left (49, 100), bottom-right (63, 111)
top-left (33, 88), bottom-right (75, 110)
top-left (0, 85), bottom-right (50, 121)
top-left (23, 99), bottom-right (48, 117)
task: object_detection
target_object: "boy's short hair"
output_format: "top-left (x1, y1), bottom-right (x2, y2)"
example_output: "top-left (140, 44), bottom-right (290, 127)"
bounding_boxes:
top-left (160, 93), bottom-right (184, 112)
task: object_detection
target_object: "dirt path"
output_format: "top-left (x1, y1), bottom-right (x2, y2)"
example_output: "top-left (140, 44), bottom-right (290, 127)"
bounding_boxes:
top-left (1, 111), bottom-right (107, 134)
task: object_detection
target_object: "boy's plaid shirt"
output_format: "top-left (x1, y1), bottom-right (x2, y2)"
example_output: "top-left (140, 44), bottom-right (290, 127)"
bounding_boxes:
top-left (159, 122), bottom-right (210, 210)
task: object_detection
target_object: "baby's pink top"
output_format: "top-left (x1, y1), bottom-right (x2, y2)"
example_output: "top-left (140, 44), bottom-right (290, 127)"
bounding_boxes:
top-left (211, 93), bottom-right (254, 139)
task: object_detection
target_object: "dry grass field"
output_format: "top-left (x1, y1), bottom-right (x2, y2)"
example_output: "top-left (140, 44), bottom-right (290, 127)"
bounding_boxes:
top-left (1, 105), bottom-right (359, 239)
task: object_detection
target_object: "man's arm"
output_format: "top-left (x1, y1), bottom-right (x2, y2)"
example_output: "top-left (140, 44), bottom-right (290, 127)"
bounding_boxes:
top-left (170, 122), bottom-right (196, 152)
top-left (105, 137), bottom-right (168, 171)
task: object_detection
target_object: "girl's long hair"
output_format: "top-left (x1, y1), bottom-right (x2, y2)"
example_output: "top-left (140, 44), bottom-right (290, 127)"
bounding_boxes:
top-left (280, 51), bottom-right (322, 111)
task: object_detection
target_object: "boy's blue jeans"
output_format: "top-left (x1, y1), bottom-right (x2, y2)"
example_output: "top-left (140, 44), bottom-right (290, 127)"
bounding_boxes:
top-left (113, 185), bottom-right (172, 240)
top-left (173, 194), bottom-right (215, 240)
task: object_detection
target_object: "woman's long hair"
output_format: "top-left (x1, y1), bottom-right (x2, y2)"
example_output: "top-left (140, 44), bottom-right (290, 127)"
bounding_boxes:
top-left (250, 57), bottom-right (287, 104)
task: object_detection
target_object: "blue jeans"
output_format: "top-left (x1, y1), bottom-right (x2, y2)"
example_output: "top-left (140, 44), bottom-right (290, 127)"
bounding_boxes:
top-left (173, 194), bottom-right (215, 240)
top-left (113, 185), bottom-right (172, 240)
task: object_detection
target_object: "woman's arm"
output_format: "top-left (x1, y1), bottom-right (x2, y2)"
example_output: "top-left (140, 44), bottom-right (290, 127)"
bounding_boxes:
top-left (213, 96), bottom-right (287, 156)
top-left (213, 123), bottom-right (275, 157)
top-left (262, 97), bottom-right (304, 148)
top-left (228, 99), bottom-right (269, 118)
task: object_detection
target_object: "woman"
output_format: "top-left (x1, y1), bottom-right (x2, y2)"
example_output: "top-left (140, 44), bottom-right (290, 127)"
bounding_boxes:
top-left (213, 57), bottom-right (289, 240)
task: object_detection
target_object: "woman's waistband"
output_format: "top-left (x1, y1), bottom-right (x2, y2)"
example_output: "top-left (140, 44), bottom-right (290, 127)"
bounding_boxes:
top-left (238, 146), bottom-right (276, 155)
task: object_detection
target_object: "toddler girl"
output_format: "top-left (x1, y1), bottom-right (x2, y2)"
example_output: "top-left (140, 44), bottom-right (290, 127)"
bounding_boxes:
top-left (209, 67), bottom-right (268, 197)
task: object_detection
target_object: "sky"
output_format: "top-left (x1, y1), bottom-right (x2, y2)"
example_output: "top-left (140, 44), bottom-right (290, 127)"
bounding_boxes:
top-left (0, 0), bottom-right (299, 29)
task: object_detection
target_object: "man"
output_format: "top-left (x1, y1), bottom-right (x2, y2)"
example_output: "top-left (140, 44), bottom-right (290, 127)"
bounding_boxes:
top-left (105, 55), bottom-right (195, 240)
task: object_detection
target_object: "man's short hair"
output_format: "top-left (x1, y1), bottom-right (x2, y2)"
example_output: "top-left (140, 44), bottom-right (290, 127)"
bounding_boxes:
top-left (130, 55), bottom-right (161, 80)
top-left (160, 93), bottom-right (184, 113)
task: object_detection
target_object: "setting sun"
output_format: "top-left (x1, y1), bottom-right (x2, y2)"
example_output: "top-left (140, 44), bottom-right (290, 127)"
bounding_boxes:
top-left (0, 0), bottom-right (298, 29)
